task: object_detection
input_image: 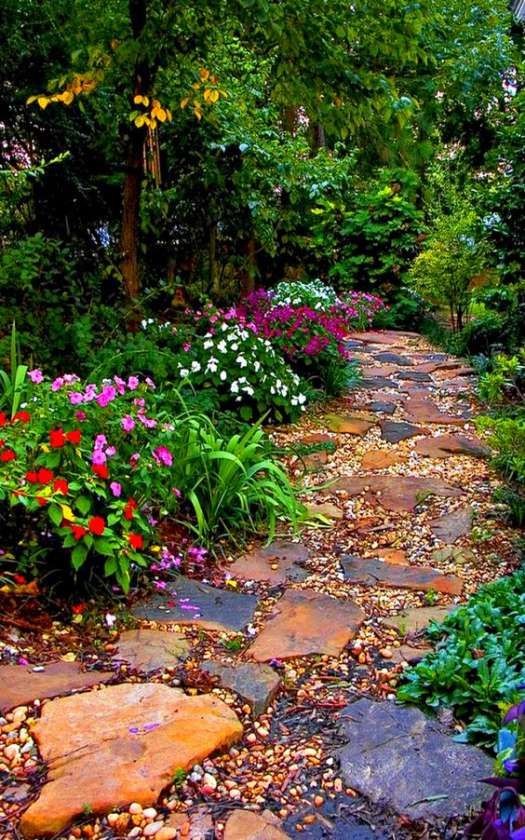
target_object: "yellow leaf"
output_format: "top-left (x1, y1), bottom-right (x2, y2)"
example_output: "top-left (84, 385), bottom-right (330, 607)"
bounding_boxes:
top-left (199, 68), bottom-right (210, 81)
top-left (39, 486), bottom-right (52, 498)
top-left (60, 504), bottom-right (75, 522)
top-left (134, 94), bottom-right (149, 106)
top-left (40, 443), bottom-right (50, 453)
top-left (208, 89), bottom-right (219, 103)
top-left (37, 96), bottom-right (50, 109)
top-left (152, 107), bottom-right (166, 122)
top-left (192, 82), bottom-right (201, 90)
top-left (180, 97), bottom-right (189, 109)
top-left (166, 108), bottom-right (172, 121)
top-left (134, 114), bottom-right (146, 127)
top-left (60, 90), bottom-right (75, 105)
top-left (26, 95), bottom-right (38, 105)
top-left (203, 88), bottom-right (213, 104)
top-left (194, 105), bottom-right (203, 120)
top-left (149, 118), bottom-right (157, 129)
top-left (151, 98), bottom-right (160, 108)
top-left (225, 579), bottom-right (238, 589)
top-left (61, 652), bottom-right (77, 662)
top-left (209, 74), bottom-right (218, 85)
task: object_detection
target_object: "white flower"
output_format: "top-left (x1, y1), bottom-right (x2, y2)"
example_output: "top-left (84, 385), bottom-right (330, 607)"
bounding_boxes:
top-left (179, 368), bottom-right (190, 377)
top-left (217, 340), bottom-right (227, 353)
top-left (230, 342), bottom-right (239, 351)
top-left (236, 355), bottom-right (247, 368)
top-left (220, 371), bottom-right (227, 381)
top-left (231, 381), bottom-right (239, 394)
top-left (221, 322), bottom-right (229, 331)
top-left (191, 361), bottom-right (201, 373)
top-left (298, 393), bottom-right (306, 404)
top-left (243, 385), bottom-right (254, 396)
top-left (253, 360), bottom-right (261, 372)
top-left (203, 339), bottom-right (214, 350)
top-left (206, 358), bottom-right (218, 373)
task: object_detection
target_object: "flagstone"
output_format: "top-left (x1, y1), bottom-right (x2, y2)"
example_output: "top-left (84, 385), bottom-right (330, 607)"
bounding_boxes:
top-left (0, 662), bottom-right (113, 714)
top-left (361, 449), bottom-right (406, 470)
top-left (228, 540), bottom-right (309, 585)
top-left (373, 352), bottom-right (414, 366)
top-left (223, 809), bottom-right (289, 840)
top-left (380, 420), bottom-right (429, 443)
top-left (367, 400), bottom-right (397, 414)
top-left (246, 590), bottom-right (365, 662)
top-left (20, 683), bottom-right (242, 839)
top-left (112, 629), bottom-right (190, 673)
top-left (414, 434), bottom-right (488, 459)
top-left (307, 501), bottom-right (344, 520)
top-left (201, 660), bottom-right (281, 716)
top-left (328, 475), bottom-right (463, 512)
top-left (382, 606), bottom-right (454, 635)
top-left (324, 413), bottom-right (376, 435)
top-left (341, 555), bottom-right (463, 595)
top-left (430, 506), bottom-right (474, 543)
top-left (133, 576), bottom-right (258, 633)
top-left (431, 546), bottom-right (476, 565)
top-left (403, 397), bottom-right (469, 425)
top-left (395, 370), bottom-right (433, 382)
top-left (374, 548), bottom-right (408, 565)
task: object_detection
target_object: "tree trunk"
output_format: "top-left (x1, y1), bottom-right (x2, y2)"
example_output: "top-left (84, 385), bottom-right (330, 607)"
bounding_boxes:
top-left (119, 0), bottom-right (149, 304)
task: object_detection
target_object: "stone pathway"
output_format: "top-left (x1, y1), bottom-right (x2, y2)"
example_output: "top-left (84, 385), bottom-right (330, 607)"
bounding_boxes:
top-left (1, 329), bottom-right (522, 840)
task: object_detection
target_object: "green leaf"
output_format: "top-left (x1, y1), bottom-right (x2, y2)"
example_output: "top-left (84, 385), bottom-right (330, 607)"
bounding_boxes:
top-left (48, 504), bottom-right (63, 526)
top-left (76, 495), bottom-right (92, 516)
top-left (71, 543), bottom-right (88, 571)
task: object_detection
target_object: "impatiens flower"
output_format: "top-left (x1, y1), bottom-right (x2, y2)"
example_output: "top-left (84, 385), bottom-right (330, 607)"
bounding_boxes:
top-left (88, 516), bottom-right (106, 536)
top-left (91, 449), bottom-right (107, 465)
top-left (37, 467), bottom-right (54, 484)
top-left (172, 487), bottom-right (182, 498)
top-left (121, 415), bottom-right (135, 433)
top-left (0, 411), bottom-right (7, 426)
top-left (66, 429), bottom-right (82, 445)
top-left (37, 496), bottom-right (47, 506)
top-left (53, 478), bottom-right (69, 495)
top-left (105, 446), bottom-right (116, 458)
top-left (92, 464), bottom-right (109, 479)
top-left (129, 452), bottom-right (140, 468)
top-left (25, 470), bottom-right (39, 484)
top-left (0, 449), bottom-right (16, 462)
top-left (13, 411), bottom-right (31, 423)
top-left (28, 369), bottom-right (43, 384)
top-left (109, 481), bottom-right (122, 498)
top-left (75, 410), bottom-right (87, 422)
top-left (49, 428), bottom-right (66, 448)
top-left (96, 385), bottom-right (117, 408)
top-left (71, 602), bottom-right (87, 615)
top-left (127, 376), bottom-right (139, 391)
top-left (68, 392), bottom-right (84, 405)
top-left (105, 612), bottom-right (117, 628)
top-left (70, 524), bottom-right (87, 540)
top-left (123, 498), bottom-right (138, 520)
top-left (152, 445), bottom-right (173, 467)
top-left (128, 533), bottom-right (144, 549)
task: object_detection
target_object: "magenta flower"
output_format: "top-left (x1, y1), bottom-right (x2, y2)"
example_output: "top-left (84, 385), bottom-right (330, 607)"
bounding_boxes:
top-left (28, 369), bottom-right (43, 384)
top-left (91, 449), bottom-right (107, 465)
top-left (121, 415), bottom-right (135, 433)
top-left (96, 385), bottom-right (117, 408)
top-left (109, 481), bottom-right (122, 497)
top-left (127, 376), bottom-right (140, 391)
top-left (153, 445), bottom-right (173, 467)
top-left (68, 392), bottom-right (84, 405)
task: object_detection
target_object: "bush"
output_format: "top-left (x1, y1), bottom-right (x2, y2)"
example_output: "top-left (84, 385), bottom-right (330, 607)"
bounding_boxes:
top-left (397, 571), bottom-right (525, 746)
top-left (372, 287), bottom-right (427, 331)
top-left (0, 369), bottom-right (302, 591)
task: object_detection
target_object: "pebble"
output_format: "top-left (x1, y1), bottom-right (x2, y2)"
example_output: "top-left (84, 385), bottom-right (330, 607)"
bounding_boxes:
top-left (202, 772), bottom-right (217, 790)
top-left (229, 788), bottom-right (242, 800)
top-left (127, 829), bottom-right (141, 839)
top-left (129, 803), bottom-right (143, 815)
top-left (142, 807), bottom-right (158, 820)
top-left (155, 829), bottom-right (178, 840)
top-left (143, 821), bottom-right (163, 836)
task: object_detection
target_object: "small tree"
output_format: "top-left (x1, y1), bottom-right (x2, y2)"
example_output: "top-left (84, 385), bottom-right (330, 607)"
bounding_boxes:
top-left (409, 208), bottom-right (488, 331)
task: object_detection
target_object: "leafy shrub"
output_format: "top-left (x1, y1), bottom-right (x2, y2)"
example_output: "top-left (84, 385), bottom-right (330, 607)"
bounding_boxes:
top-left (477, 352), bottom-right (525, 406)
top-left (174, 321), bottom-right (308, 423)
top-left (397, 571), bottom-right (525, 746)
top-left (372, 287), bottom-right (427, 331)
top-left (0, 369), bottom-right (301, 590)
top-left (271, 279), bottom-right (340, 310)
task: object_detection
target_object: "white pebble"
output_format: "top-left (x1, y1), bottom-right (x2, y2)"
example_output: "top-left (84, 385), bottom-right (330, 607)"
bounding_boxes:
top-left (129, 802), bottom-right (143, 815)
top-left (142, 807), bottom-right (157, 820)
top-left (143, 821), bottom-right (163, 836)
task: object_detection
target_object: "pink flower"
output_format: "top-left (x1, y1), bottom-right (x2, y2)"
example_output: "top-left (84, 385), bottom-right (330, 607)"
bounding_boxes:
top-left (172, 487), bottom-right (182, 498)
top-left (109, 481), bottom-right (122, 497)
top-left (153, 445), bottom-right (173, 467)
top-left (121, 415), bottom-right (135, 433)
top-left (138, 413), bottom-right (157, 429)
top-left (68, 392), bottom-right (84, 405)
top-left (51, 377), bottom-right (64, 391)
top-left (96, 385), bottom-right (117, 408)
top-left (105, 612), bottom-right (116, 628)
top-left (113, 376), bottom-right (126, 395)
top-left (94, 434), bottom-right (107, 450)
top-left (105, 446), bottom-right (117, 458)
top-left (130, 452), bottom-right (140, 467)
top-left (28, 369), bottom-right (43, 384)
top-left (75, 410), bottom-right (87, 422)
top-left (91, 449), bottom-right (107, 465)
top-left (182, 342), bottom-right (192, 352)
top-left (127, 376), bottom-right (140, 391)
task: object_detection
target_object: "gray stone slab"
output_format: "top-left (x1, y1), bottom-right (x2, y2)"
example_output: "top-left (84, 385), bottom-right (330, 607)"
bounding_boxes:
top-left (133, 576), bottom-right (258, 632)
top-left (431, 507), bottom-right (473, 543)
top-left (380, 420), bottom-right (428, 443)
top-left (202, 660), bottom-right (281, 716)
top-left (338, 698), bottom-right (493, 822)
top-left (374, 352), bottom-right (414, 366)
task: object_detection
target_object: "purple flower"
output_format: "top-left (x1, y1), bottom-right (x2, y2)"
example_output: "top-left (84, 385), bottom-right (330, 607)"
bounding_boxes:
top-left (28, 369), bottom-right (43, 384)
top-left (127, 376), bottom-right (140, 391)
top-left (110, 481), bottom-right (122, 498)
top-left (91, 449), bottom-right (107, 465)
top-left (68, 392), bottom-right (84, 405)
top-left (96, 385), bottom-right (117, 408)
top-left (121, 415), bottom-right (135, 433)
top-left (105, 446), bottom-right (117, 458)
top-left (153, 445), bottom-right (173, 467)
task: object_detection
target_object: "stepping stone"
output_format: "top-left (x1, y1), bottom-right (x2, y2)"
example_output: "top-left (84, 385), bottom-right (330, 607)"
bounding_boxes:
top-left (431, 506), bottom-right (473, 543)
top-left (246, 590), bottom-right (365, 662)
top-left (367, 400), bottom-right (396, 415)
top-left (0, 662), bottom-right (113, 714)
top-left (112, 629), bottom-right (190, 673)
top-left (301, 449), bottom-right (328, 469)
top-left (431, 546), bottom-right (476, 565)
top-left (414, 434), bottom-right (488, 459)
top-left (338, 698), bottom-right (493, 822)
top-left (380, 420), bottom-right (429, 443)
top-left (362, 365), bottom-right (399, 378)
top-left (361, 449), bottom-right (405, 470)
top-left (395, 644), bottom-right (433, 664)
top-left (20, 683), bottom-right (242, 840)
top-left (307, 501), bottom-right (344, 520)
top-left (361, 376), bottom-right (400, 390)
top-left (347, 330), bottom-right (420, 346)
top-left (202, 660), bottom-right (280, 716)
top-left (300, 432), bottom-right (333, 445)
top-left (433, 365), bottom-right (474, 380)
top-left (374, 352), bottom-right (414, 366)
top-left (324, 413), bottom-right (376, 436)
top-left (395, 370), bottom-right (432, 382)
top-left (228, 540), bottom-right (309, 585)
top-left (133, 576), bottom-right (258, 633)
top-left (383, 606), bottom-right (454, 635)
top-left (329, 475), bottom-right (463, 512)
top-left (341, 555), bottom-right (463, 595)
top-left (224, 809), bottom-right (289, 840)
top-left (375, 547), bottom-right (407, 565)
top-left (404, 397), bottom-right (468, 425)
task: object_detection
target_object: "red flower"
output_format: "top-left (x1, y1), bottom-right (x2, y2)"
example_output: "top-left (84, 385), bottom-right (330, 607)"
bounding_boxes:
top-left (37, 496), bottom-right (48, 506)
top-left (0, 449), bottom-right (16, 462)
top-left (53, 478), bottom-right (69, 495)
top-left (88, 516), bottom-right (106, 536)
top-left (72, 602), bottom-right (87, 615)
top-left (13, 411), bottom-right (31, 423)
top-left (123, 498), bottom-right (138, 521)
top-left (70, 524), bottom-right (87, 541)
top-left (92, 464), bottom-right (109, 479)
top-left (37, 467), bottom-right (54, 484)
top-left (49, 428), bottom-right (66, 448)
top-left (13, 574), bottom-right (27, 585)
top-left (25, 470), bottom-right (39, 484)
top-left (128, 533), bottom-right (144, 549)
top-left (66, 429), bottom-right (81, 445)
top-left (0, 411), bottom-right (7, 426)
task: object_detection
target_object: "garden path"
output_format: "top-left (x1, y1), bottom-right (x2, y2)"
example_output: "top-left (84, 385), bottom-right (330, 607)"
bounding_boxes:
top-left (1, 330), bottom-right (522, 840)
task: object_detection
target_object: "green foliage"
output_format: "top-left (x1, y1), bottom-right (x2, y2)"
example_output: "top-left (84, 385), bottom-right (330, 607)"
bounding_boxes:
top-left (398, 571), bottom-right (525, 745)
top-left (0, 323), bottom-right (28, 418)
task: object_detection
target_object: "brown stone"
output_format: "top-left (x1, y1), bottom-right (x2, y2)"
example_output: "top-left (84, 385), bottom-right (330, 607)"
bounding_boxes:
top-left (112, 629), bottom-right (190, 673)
top-left (431, 546), bottom-right (476, 566)
top-left (0, 662), bottom-right (113, 714)
top-left (403, 397), bottom-right (468, 425)
top-left (246, 590), bottom-right (364, 662)
top-left (431, 506), bottom-right (473, 543)
top-left (347, 330), bottom-right (421, 347)
top-left (324, 413), bottom-right (376, 436)
top-left (433, 366), bottom-right (474, 380)
top-left (307, 501), bottom-right (344, 520)
top-left (415, 434), bottom-right (488, 459)
top-left (361, 449), bottom-right (405, 470)
top-left (223, 809), bottom-right (289, 840)
top-left (228, 541), bottom-right (308, 585)
top-left (328, 475), bottom-right (463, 512)
top-left (380, 420), bottom-right (429, 443)
top-left (300, 432), bottom-right (333, 445)
top-left (383, 606), bottom-right (454, 635)
top-left (20, 683), bottom-right (242, 839)
top-left (396, 644), bottom-right (433, 664)
top-left (341, 555), bottom-right (463, 595)
top-left (301, 449), bottom-right (329, 469)
top-left (362, 365), bottom-right (399, 378)
top-left (375, 548), bottom-right (408, 565)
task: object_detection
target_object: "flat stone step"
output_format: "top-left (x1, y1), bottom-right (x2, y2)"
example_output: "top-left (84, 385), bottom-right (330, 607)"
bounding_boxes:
top-left (0, 662), bottom-right (113, 714)
top-left (227, 540), bottom-right (309, 585)
top-left (341, 555), bottom-right (463, 595)
top-left (246, 590), bottom-right (365, 662)
top-left (430, 506), bottom-right (474, 543)
top-left (404, 397), bottom-right (469, 425)
top-left (224, 809), bottom-right (289, 839)
top-left (201, 660), bottom-right (281, 717)
top-left (133, 576), bottom-right (258, 633)
top-left (328, 475), bottom-right (463, 512)
top-left (112, 628), bottom-right (190, 673)
top-left (382, 606), bottom-right (455, 635)
top-left (324, 413), bottom-right (376, 435)
top-left (338, 698), bottom-right (492, 822)
top-left (380, 420), bottom-right (429, 443)
top-left (361, 449), bottom-right (406, 470)
top-left (414, 434), bottom-right (488, 459)
top-left (20, 683), bottom-right (243, 839)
